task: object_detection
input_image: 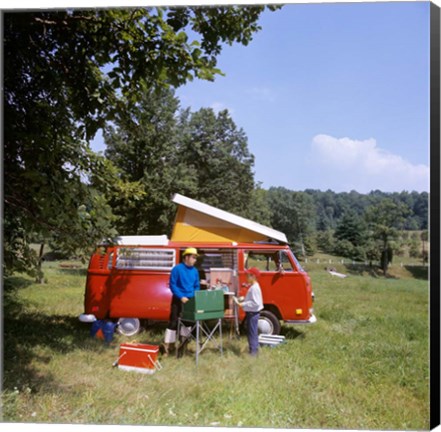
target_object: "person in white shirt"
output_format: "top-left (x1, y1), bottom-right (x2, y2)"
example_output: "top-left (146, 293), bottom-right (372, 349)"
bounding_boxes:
top-left (235, 267), bottom-right (263, 356)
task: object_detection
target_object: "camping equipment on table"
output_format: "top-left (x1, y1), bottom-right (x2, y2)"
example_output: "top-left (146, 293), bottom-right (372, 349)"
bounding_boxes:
top-left (115, 343), bottom-right (162, 374)
top-left (178, 290), bottom-right (225, 366)
top-left (208, 268), bottom-right (239, 334)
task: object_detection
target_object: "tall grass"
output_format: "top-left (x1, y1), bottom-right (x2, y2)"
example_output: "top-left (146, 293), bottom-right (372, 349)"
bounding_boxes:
top-left (2, 260), bottom-right (429, 429)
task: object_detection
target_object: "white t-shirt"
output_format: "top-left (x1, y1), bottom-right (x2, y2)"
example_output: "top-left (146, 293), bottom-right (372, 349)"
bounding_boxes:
top-left (241, 282), bottom-right (264, 312)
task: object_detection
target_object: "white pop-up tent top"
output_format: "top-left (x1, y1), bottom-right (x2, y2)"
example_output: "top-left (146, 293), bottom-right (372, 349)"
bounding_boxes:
top-left (109, 194), bottom-right (288, 246)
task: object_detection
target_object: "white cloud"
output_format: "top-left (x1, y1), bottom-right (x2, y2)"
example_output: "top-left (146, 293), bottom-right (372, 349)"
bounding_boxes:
top-left (310, 134), bottom-right (429, 193)
top-left (210, 102), bottom-right (234, 114)
top-left (246, 87), bottom-right (276, 103)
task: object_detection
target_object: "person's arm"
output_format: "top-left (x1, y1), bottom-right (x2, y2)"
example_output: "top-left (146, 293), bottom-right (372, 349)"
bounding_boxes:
top-left (194, 268), bottom-right (200, 292)
top-left (240, 284), bottom-right (261, 310)
top-left (169, 266), bottom-right (184, 299)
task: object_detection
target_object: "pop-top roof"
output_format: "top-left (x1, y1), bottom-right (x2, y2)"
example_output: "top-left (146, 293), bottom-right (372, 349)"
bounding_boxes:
top-left (171, 193), bottom-right (287, 244)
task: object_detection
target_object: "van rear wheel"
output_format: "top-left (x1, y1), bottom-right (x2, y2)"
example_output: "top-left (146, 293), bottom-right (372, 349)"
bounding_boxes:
top-left (117, 318), bottom-right (141, 336)
top-left (258, 310), bottom-right (281, 335)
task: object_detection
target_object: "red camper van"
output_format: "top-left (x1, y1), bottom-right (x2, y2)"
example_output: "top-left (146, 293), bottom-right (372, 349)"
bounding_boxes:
top-left (79, 194), bottom-right (316, 336)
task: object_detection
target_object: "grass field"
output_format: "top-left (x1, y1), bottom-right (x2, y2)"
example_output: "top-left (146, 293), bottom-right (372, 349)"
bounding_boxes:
top-left (2, 259), bottom-right (430, 429)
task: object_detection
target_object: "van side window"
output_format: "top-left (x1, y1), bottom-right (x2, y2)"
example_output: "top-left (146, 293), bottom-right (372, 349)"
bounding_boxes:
top-left (115, 248), bottom-right (175, 270)
top-left (244, 250), bottom-right (293, 272)
top-left (280, 252), bottom-right (294, 271)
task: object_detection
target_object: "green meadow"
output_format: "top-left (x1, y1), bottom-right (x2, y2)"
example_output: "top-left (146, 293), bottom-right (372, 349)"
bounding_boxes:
top-left (2, 259), bottom-right (429, 429)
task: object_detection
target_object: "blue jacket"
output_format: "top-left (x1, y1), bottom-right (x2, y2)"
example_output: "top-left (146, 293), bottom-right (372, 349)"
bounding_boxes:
top-left (169, 263), bottom-right (200, 299)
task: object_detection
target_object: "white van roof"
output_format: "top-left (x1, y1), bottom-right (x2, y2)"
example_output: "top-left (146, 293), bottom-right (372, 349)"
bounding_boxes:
top-left (112, 235), bottom-right (169, 246)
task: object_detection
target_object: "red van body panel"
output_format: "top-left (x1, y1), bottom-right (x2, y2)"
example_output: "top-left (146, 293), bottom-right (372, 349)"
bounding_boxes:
top-left (236, 248), bottom-right (313, 322)
top-left (81, 241), bottom-right (316, 327)
top-left (108, 270), bottom-right (171, 321)
top-left (84, 252), bottom-right (111, 320)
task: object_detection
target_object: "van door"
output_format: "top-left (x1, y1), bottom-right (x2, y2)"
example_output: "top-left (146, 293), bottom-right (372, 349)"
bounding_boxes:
top-left (239, 249), bottom-right (310, 324)
top-left (108, 247), bottom-right (176, 321)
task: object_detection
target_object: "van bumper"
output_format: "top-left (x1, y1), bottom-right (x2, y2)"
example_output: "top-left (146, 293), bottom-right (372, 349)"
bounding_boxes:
top-left (285, 314), bottom-right (317, 325)
top-left (79, 314), bottom-right (97, 323)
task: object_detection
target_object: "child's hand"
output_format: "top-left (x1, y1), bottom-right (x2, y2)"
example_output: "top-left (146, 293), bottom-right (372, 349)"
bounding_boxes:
top-left (233, 296), bottom-right (242, 306)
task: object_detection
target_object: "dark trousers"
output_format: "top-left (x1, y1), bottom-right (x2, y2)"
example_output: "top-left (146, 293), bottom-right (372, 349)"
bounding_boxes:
top-left (246, 311), bottom-right (260, 356)
top-left (167, 295), bottom-right (183, 331)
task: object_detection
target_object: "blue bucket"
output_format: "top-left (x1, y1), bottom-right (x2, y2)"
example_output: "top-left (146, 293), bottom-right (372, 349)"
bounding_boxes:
top-left (90, 320), bottom-right (104, 338)
top-left (102, 321), bottom-right (118, 343)
top-left (90, 320), bottom-right (117, 343)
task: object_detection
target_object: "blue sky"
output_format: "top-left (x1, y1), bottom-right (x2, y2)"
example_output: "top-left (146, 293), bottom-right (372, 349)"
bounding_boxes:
top-left (173, 1), bottom-right (431, 194)
top-left (86, 1), bottom-right (432, 194)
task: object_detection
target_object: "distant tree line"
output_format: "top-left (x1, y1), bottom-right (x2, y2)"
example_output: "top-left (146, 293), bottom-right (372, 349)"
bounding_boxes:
top-left (259, 187), bottom-right (428, 275)
top-left (305, 189), bottom-right (428, 231)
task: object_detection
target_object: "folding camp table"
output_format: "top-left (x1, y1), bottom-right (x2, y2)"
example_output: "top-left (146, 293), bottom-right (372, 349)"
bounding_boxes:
top-left (177, 290), bottom-right (225, 366)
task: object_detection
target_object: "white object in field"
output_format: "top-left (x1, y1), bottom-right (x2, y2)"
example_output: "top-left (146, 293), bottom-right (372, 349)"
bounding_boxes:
top-left (328, 270), bottom-right (348, 278)
top-left (258, 334), bottom-right (286, 347)
top-left (79, 314), bottom-right (97, 323)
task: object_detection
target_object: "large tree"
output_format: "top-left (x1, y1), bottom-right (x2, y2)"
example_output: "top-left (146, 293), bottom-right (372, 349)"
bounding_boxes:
top-left (333, 211), bottom-right (368, 261)
top-left (105, 101), bottom-right (256, 234)
top-left (3, 6), bottom-right (277, 275)
top-left (103, 87), bottom-right (191, 235)
top-left (177, 107), bottom-right (255, 216)
top-left (364, 199), bottom-right (411, 275)
top-left (267, 187), bottom-right (316, 256)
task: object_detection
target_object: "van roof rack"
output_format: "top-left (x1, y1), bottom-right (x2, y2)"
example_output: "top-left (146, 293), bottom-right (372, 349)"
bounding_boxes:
top-left (253, 239), bottom-right (282, 245)
top-left (103, 235), bottom-right (169, 246)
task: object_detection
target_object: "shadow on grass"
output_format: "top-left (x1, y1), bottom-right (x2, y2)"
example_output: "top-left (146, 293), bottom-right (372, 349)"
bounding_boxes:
top-left (343, 264), bottom-right (383, 278)
top-left (404, 265), bottom-right (429, 280)
top-left (3, 276), bottom-right (106, 394)
top-left (135, 318), bottom-right (250, 362)
top-left (343, 264), bottom-right (405, 280)
top-left (281, 327), bottom-right (305, 340)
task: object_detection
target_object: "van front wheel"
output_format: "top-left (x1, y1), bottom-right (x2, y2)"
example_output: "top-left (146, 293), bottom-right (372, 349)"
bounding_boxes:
top-left (258, 311), bottom-right (281, 335)
top-left (117, 318), bottom-right (141, 336)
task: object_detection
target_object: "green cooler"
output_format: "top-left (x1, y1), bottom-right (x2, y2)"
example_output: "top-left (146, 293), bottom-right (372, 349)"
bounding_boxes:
top-left (182, 290), bottom-right (225, 321)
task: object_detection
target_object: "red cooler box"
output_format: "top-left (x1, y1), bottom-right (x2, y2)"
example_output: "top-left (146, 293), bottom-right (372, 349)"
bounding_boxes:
top-left (117, 343), bottom-right (161, 374)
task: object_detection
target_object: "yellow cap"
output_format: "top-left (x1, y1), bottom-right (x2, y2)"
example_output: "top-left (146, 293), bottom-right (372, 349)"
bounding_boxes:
top-left (183, 247), bottom-right (199, 257)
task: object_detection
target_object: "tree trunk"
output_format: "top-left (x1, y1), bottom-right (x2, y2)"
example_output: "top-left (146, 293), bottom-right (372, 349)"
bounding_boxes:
top-left (36, 242), bottom-right (45, 284)
top-left (380, 239), bottom-right (387, 276)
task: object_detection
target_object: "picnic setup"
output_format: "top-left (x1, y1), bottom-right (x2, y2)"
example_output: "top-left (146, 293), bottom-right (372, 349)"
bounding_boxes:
top-left (83, 194), bottom-right (310, 373)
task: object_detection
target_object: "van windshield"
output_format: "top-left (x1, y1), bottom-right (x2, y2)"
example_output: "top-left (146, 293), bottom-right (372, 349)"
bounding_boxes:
top-left (290, 250), bottom-right (305, 272)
